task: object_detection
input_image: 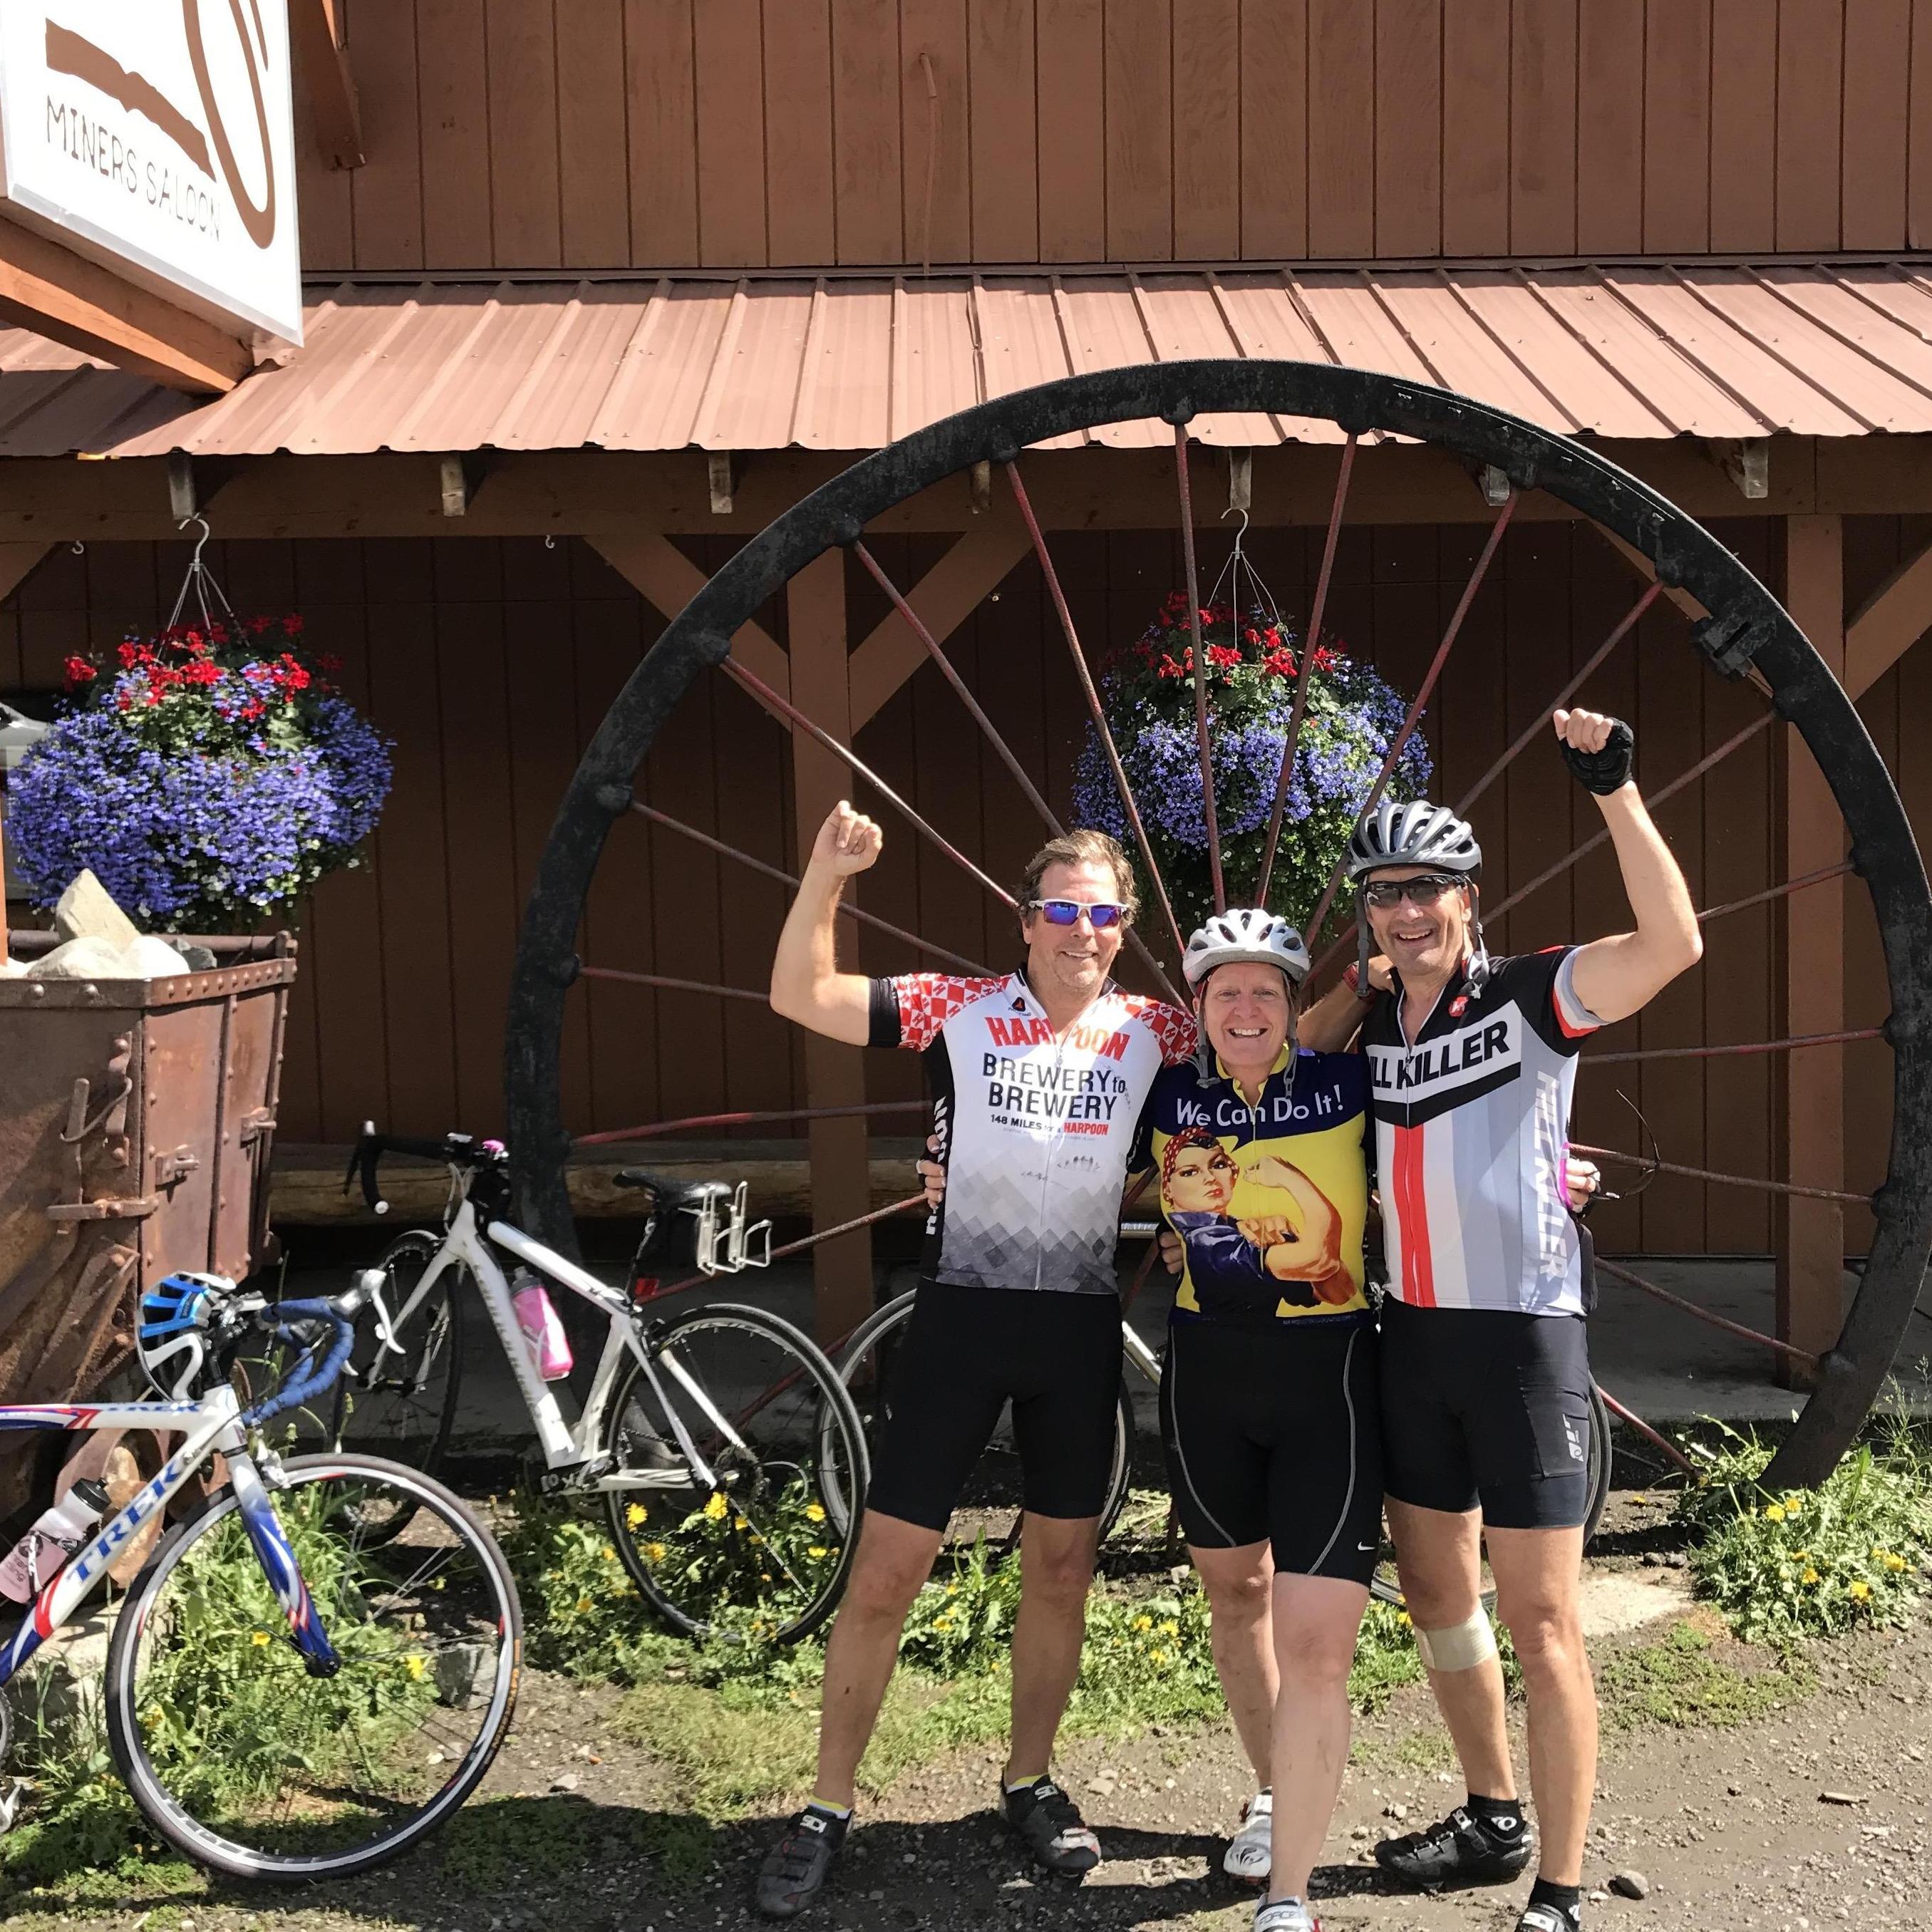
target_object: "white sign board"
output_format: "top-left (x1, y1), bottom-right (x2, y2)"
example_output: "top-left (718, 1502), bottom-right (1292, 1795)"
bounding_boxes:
top-left (0, 2), bottom-right (301, 346)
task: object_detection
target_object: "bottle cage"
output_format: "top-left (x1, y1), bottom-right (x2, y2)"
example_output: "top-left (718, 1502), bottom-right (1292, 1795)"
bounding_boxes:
top-left (686, 1180), bottom-right (773, 1276)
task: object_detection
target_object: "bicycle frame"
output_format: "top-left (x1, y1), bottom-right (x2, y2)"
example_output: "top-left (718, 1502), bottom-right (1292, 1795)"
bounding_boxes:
top-left (357, 1181), bottom-right (753, 1494)
top-left (0, 1392), bottom-right (337, 1685)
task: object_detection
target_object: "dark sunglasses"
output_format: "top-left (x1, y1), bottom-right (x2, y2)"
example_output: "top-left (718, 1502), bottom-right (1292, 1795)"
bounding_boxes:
top-left (1026, 898), bottom-right (1130, 929)
top-left (1362, 874), bottom-right (1467, 910)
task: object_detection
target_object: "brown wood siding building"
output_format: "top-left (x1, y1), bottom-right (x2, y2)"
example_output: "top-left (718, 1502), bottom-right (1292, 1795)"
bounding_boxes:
top-left (297, 0), bottom-right (1932, 274)
top-left (9, 515), bottom-right (1921, 1256)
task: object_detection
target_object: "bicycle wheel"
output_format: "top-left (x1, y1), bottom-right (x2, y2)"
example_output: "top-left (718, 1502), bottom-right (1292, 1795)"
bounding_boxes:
top-left (329, 1229), bottom-right (465, 1483)
top-left (830, 1291), bottom-right (1135, 1554)
top-left (1366, 1382), bottom-right (1615, 1611)
top-left (105, 1452), bottom-right (520, 1882)
top-left (602, 1302), bottom-right (866, 1644)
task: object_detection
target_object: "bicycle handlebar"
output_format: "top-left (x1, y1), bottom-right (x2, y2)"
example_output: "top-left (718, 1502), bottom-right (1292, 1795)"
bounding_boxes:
top-left (240, 1277), bottom-right (373, 1429)
top-left (345, 1122), bottom-right (495, 1215)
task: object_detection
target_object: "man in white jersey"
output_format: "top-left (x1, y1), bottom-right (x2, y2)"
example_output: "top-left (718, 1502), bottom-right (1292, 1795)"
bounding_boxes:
top-left (754, 805), bottom-right (1194, 1918)
top-left (1348, 710), bottom-right (1701, 1932)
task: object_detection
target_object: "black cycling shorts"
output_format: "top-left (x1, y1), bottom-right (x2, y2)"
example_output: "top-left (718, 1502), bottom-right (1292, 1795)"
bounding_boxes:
top-left (1158, 1314), bottom-right (1382, 1585)
top-left (1379, 1296), bottom-right (1593, 1531)
top-left (864, 1280), bottom-right (1124, 1532)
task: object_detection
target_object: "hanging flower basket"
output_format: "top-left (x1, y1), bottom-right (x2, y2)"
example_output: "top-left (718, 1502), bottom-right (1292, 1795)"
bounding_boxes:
top-left (1072, 593), bottom-right (1432, 941)
top-left (6, 614), bottom-right (393, 934)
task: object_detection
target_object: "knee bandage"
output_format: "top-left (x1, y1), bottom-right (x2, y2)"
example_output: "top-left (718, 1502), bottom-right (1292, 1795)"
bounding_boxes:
top-left (1413, 1607), bottom-right (1498, 1673)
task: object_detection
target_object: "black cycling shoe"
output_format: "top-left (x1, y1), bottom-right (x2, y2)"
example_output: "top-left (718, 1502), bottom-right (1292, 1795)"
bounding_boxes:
top-left (755, 1806), bottom-right (848, 1918)
top-left (1374, 1804), bottom-right (1532, 1891)
top-left (1000, 1777), bottom-right (1102, 1879)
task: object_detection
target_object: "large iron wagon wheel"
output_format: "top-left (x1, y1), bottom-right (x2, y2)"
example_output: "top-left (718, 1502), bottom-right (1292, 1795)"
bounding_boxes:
top-left (505, 360), bottom-right (1932, 1492)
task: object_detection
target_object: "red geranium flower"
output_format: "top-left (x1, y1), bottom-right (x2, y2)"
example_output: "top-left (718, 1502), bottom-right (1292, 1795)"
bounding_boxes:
top-left (62, 655), bottom-right (97, 687)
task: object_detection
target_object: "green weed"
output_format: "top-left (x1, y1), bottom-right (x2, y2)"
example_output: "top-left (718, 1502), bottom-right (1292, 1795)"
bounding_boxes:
top-left (1676, 1423), bottom-right (1932, 1643)
top-left (1594, 1618), bottom-right (1814, 1731)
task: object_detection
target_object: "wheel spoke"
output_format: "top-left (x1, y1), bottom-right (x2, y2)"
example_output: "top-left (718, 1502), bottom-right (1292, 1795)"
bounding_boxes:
top-left (1586, 1028), bottom-right (1883, 1065)
top-left (1573, 1140), bottom-right (1867, 1207)
top-left (850, 538), bottom-right (1184, 1001)
top-left (629, 798), bottom-right (993, 974)
top-left (1484, 709), bottom-right (1776, 931)
top-left (723, 656), bottom-right (1016, 907)
top-left (1451, 580), bottom-right (1663, 817)
top-left (1593, 1383), bottom-right (1698, 1474)
top-left (578, 966), bottom-right (767, 1001)
top-left (1593, 1256), bottom-right (1820, 1368)
top-left (1173, 428), bottom-right (1226, 912)
top-left (1005, 459), bottom-right (1190, 970)
top-left (1304, 489), bottom-right (1517, 946)
top-left (1256, 434), bottom-right (1355, 907)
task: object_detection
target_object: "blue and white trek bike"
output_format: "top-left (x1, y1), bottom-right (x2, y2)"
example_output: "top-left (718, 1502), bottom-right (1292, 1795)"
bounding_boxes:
top-left (0, 1275), bottom-right (520, 1881)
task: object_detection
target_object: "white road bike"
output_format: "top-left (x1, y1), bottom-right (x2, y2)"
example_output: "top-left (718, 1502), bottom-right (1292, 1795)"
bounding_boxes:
top-left (336, 1127), bottom-right (868, 1643)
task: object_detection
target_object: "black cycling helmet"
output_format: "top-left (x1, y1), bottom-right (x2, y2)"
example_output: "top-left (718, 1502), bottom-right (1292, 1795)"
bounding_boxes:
top-left (1345, 800), bottom-right (1482, 881)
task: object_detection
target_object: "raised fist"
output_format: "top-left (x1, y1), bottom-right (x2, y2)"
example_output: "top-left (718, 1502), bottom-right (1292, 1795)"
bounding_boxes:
top-left (1552, 708), bottom-right (1635, 795)
top-left (812, 800), bottom-right (883, 877)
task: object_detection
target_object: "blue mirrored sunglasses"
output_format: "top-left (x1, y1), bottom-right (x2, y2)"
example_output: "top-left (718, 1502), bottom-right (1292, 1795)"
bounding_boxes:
top-left (1026, 898), bottom-right (1130, 929)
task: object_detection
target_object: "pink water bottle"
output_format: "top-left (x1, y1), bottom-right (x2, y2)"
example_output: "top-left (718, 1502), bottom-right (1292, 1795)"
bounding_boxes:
top-left (511, 1271), bottom-right (574, 1381)
top-left (0, 1479), bottom-right (110, 1603)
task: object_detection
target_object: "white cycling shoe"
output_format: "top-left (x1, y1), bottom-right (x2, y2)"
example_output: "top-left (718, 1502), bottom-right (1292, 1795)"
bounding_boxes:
top-left (1224, 1789), bottom-right (1272, 1881)
top-left (1254, 1897), bottom-right (1319, 1932)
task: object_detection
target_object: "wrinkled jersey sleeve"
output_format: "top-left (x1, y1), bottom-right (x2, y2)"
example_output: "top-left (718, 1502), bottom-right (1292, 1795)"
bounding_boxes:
top-left (865, 973), bottom-right (999, 1050)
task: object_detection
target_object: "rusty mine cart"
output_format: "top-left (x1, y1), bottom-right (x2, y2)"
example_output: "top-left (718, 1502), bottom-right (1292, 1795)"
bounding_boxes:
top-left (0, 932), bottom-right (296, 1518)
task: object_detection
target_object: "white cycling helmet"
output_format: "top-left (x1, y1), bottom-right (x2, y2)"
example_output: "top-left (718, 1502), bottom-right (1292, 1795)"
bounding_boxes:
top-left (1182, 909), bottom-right (1311, 991)
top-left (1345, 799), bottom-right (1482, 881)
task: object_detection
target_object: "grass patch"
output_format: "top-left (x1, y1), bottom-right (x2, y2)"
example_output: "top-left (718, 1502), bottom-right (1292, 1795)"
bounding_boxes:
top-left (1676, 1422), bottom-right (1932, 1643)
top-left (1594, 1618), bottom-right (1814, 1732)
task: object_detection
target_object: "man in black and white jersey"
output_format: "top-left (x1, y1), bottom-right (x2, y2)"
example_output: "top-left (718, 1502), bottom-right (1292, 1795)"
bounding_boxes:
top-left (753, 804), bottom-right (1194, 1918)
top-left (1348, 710), bottom-right (1702, 1932)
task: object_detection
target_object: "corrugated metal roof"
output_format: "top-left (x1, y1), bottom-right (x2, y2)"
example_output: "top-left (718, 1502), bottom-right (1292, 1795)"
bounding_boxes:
top-left (4, 263), bottom-right (1932, 459)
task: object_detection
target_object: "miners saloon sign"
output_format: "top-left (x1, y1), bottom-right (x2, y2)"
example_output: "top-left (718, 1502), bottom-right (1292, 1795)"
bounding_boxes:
top-left (0, 2), bottom-right (301, 345)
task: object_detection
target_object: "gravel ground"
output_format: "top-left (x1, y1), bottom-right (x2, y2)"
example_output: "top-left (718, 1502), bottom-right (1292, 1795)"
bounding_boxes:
top-left (4, 1557), bottom-right (1926, 1932)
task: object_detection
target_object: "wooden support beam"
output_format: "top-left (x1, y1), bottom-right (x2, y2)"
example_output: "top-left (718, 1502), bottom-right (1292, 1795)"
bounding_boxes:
top-left (0, 544), bottom-right (51, 605)
top-left (707, 453), bottom-right (738, 515)
top-left (848, 519), bottom-right (1035, 728)
top-left (1777, 515), bottom-right (1847, 1386)
top-left (785, 551), bottom-right (874, 1341)
top-left (1844, 536), bottom-right (1932, 698)
top-left (588, 529), bottom-right (789, 701)
top-left (0, 218), bottom-right (248, 395)
top-left (289, 0), bottom-right (365, 169)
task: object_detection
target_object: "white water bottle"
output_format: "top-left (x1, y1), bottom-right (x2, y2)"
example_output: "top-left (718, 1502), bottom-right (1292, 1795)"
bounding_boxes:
top-left (510, 1269), bottom-right (574, 1382)
top-left (0, 1479), bottom-right (110, 1603)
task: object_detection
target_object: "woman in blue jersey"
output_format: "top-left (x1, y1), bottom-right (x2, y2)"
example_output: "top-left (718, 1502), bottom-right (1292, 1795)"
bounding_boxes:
top-left (1134, 910), bottom-right (1381, 1932)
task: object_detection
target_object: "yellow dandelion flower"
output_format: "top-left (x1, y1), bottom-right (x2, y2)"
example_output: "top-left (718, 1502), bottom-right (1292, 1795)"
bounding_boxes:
top-left (805, 1502), bottom-right (827, 1523)
top-left (1150, 1648), bottom-right (1169, 1666)
top-left (601, 1544), bottom-right (617, 1561)
top-left (1133, 1615), bottom-right (1152, 1632)
top-left (575, 1594), bottom-right (594, 1613)
top-left (1159, 1620), bottom-right (1179, 1637)
top-left (1802, 1567), bottom-right (1820, 1585)
top-left (1849, 1579), bottom-right (1872, 1602)
top-left (934, 1616), bottom-right (954, 1631)
top-left (403, 1653), bottom-right (428, 1681)
top-left (250, 1630), bottom-right (271, 1648)
top-left (626, 1502), bottom-right (648, 1528)
top-left (703, 1492), bottom-right (728, 1522)
top-left (1871, 1547), bottom-right (1893, 1563)
top-left (1396, 1610), bottom-right (1411, 1627)
top-left (1884, 1553), bottom-right (1908, 1573)
top-left (808, 1545), bottom-right (830, 1559)
top-left (1763, 1502), bottom-right (1786, 1521)
top-left (644, 1541), bottom-right (668, 1564)
top-left (733, 1515), bottom-right (750, 1533)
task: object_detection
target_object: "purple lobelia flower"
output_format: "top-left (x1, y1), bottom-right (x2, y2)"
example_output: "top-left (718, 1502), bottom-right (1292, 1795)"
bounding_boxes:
top-left (1071, 598), bottom-right (1432, 944)
top-left (8, 620), bottom-right (393, 931)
